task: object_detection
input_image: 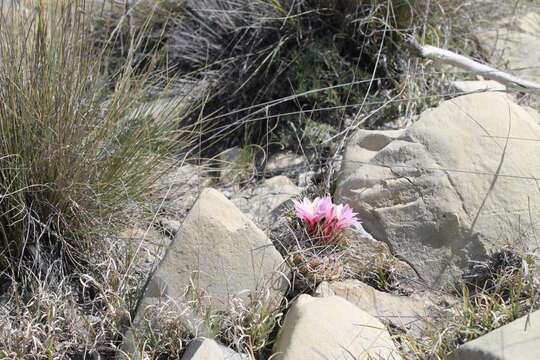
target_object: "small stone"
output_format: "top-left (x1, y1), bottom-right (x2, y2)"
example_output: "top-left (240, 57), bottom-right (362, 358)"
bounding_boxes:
top-left (265, 152), bottom-right (307, 177)
top-left (272, 294), bottom-right (401, 359)
top-left (181, 338), bottom-right (248, 360)
top-left (157, 218), bottom-right (182, 238)
top-left (315, 280), bottom-right (429, 337)
top-left (231, 176), bottom-right (302, 227)
top-left (297, 170), bottom-right (316, 188)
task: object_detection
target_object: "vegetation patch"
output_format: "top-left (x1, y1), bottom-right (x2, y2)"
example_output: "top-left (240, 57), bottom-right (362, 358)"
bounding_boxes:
top-left (0, 1), bottom-right (196, 357)
top-left (396, 249), bottom-right (540, 359)
top-left (158, 0), bottom-right (470, 155)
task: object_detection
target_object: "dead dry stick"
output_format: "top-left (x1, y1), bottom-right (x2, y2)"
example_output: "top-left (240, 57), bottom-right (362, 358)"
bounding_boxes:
top-left (406, 36), bottom-right (540, 94)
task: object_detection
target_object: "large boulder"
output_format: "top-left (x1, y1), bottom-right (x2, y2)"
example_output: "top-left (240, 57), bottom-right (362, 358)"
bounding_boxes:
top-left (153, 188), bottom-right (287, 310)
top-left (123, 188), bottom-right (288, 357)
top-left (272, 295), bottom-right (401, 359)
top-left (476, 12), bottom-right (540, 84)
top-left (452, 310), bottom-right (540, 359)
top-left (336, 93), bottom-right (540, 286)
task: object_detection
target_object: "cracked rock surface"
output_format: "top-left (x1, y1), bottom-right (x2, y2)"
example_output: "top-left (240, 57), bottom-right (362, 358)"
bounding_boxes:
top-left (336, 92), bottom-right (540, 287)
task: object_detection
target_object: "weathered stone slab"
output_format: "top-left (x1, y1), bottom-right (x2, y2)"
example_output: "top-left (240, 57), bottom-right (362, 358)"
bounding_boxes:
top-left (336, 93), bottom-right (540, 286)
top-left (452, 310), bottom-right (540, 360)
top-left (272, 294), bottom-right (401, 359)
top-left (155, 188), bottom-right (287, 310)
top-left (316, 280), bottom-right (429, 336)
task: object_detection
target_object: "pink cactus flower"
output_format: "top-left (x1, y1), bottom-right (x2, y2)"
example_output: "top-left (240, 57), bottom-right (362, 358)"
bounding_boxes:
top-left (293, 196), bottom-right (360, 242)
top-left (292, 197), bottom-right (323, 227)
top-left (334, 204), bottom-right (360, 230)
top-left (316, 196), bottom-right (333, 218)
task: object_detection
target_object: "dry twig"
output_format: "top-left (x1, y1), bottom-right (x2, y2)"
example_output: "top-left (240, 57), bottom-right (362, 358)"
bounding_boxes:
top-left (406, 36), bottom-right (540, 94)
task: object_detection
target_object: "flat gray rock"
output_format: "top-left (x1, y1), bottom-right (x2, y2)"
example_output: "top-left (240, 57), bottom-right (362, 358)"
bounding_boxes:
top-left (155, 188), bottom-right (288, 310)
top-left (452, 310), bottom-right (540, 360)
top-left (272, 294), bottom-right (401, 360)
top-left (316, 280), bottom-right (429, 336)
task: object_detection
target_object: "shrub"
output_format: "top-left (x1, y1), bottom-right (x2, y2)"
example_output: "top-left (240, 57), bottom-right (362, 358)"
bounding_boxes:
top-left (89, 0), bottom-right (185, 75)
top-left (162, 0), bottom-right (469, 153)
top-left (0, 1), bottom-right (199, 357)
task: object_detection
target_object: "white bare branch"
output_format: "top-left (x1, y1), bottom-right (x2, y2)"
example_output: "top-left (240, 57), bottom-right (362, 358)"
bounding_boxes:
top-left (406, 36), bottom-right (540, 94)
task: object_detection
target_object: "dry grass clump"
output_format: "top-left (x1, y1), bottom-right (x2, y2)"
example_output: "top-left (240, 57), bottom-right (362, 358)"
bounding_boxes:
top-left (127, 299), bottom-right (195, 359)
top-left (213, 290), bottom-right (285, 358)
top-left (0, 1), bottom-right (193, 278)
top-left (125, 285), bottom-right (285, 359)
top-left (88, 0), bottom-right (186, 74)
top-left (0, 239), bottom-right (141, 359)
top-left (0, 281), bottom-right (99, 359)
top-left (356, 248), bottom-right (407, 293)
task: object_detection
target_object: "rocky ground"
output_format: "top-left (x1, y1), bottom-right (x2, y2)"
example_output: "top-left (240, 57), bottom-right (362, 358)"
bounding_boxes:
top-left (124, 92), bottom-right (540, 359)
top-left (117, 2), bottom-right (540, 359)
top-left (2, 0), bottom-right (540, 359)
